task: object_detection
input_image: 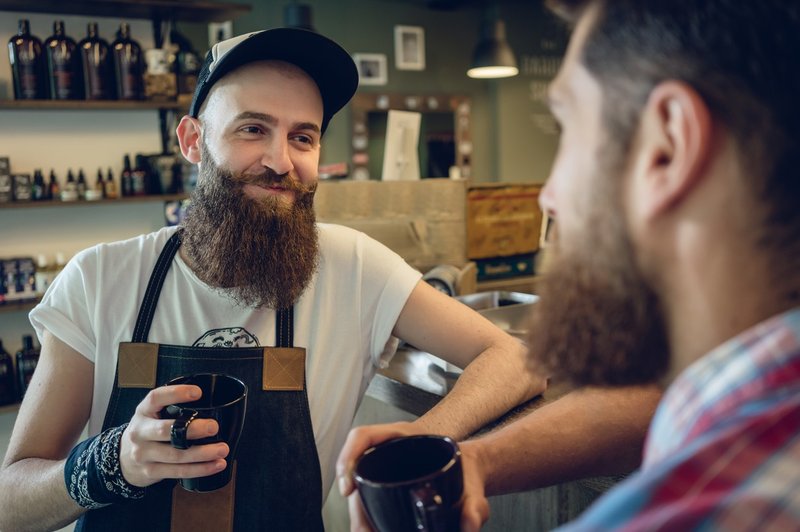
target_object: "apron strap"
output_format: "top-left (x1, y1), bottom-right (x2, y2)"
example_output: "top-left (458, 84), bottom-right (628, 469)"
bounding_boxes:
top-left (131, 228), bottom-right (295, 346)
top-left (276, 307), bottom-right (293, 347)
top-left (132, 229), bottom-right (183, 343)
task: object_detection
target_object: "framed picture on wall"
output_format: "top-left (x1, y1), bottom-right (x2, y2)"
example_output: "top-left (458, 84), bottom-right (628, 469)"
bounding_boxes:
top-left (394, 25), bottom-right (425, 71)
top-left (353, 53), bottom-right (388, 86)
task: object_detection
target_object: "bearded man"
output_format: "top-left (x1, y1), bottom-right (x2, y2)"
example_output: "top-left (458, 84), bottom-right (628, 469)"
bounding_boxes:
top-left (0, 29), bottom-right (545, 531)
top-left (339, 0), bottom-right (800, 530)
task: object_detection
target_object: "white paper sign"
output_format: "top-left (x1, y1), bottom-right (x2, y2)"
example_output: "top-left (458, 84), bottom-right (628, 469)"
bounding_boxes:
top-left (381, 110), bottom-right (421, 181)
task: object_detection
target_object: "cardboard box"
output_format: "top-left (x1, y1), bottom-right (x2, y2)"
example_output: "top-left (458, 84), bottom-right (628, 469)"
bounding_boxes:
top-left (315, 179), bottom-right (468, 272)
top-left (466, 184), bottom-right (543, 259)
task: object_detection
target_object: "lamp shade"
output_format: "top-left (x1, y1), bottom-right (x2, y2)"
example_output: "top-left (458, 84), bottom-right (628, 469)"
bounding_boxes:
top-left (284, 4), bottom-right (315, 32)
top-left (467, 19), bottom-right (519, 79)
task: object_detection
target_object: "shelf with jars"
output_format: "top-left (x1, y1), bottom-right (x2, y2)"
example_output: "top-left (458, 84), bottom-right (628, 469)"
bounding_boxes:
top-left (0, 99), bottom-right (184, 111)
top-left (0, 192), bottom-right (188, 209)
top-left (0, 0), bottom-right (251, 24)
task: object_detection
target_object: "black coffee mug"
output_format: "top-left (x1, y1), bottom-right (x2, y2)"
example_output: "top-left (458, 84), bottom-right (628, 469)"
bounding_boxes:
top-left (160, 373), bottom-right (247, 492)
top-left (354, 435), bottom-right (464, 532)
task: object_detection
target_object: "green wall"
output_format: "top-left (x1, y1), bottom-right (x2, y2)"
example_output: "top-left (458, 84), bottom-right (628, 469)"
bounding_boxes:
top-left (182, 0), bottom-right (567, 184)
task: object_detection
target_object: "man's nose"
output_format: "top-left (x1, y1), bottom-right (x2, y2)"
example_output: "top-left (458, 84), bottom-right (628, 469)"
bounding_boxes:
top-left (261, 138), bottom-right (293, 176)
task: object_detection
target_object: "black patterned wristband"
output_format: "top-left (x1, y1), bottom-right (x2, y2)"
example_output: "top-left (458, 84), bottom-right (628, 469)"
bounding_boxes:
top-left (64, 423), bottom-right (146, 509)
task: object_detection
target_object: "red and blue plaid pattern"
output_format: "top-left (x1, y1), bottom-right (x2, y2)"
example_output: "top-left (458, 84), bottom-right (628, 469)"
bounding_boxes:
top-left (558, 308), bottom-right (800, 531)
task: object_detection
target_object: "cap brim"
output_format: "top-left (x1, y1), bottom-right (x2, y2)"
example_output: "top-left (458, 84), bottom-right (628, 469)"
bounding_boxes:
top-left (190, 28), bottom-right (358, 132)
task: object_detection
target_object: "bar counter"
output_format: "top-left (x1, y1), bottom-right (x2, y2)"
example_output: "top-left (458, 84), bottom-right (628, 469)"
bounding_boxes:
top-left (352, 346), bottom-right (622, 531)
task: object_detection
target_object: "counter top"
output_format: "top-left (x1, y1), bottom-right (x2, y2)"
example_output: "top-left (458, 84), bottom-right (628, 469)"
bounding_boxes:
top-left (366, 346), bottom-right (622, 497)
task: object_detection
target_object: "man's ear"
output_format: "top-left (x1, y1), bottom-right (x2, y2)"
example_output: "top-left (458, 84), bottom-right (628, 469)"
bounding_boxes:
top-left (629, 81), bottom-right (713, 220)
top-left (177, 116), bottom-right (203, 164)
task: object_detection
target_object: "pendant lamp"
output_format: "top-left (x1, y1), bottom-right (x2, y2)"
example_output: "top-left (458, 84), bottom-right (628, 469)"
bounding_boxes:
top-left (284, 3), bottom-right (315, 32)
top-left (467, 19), bottom-right (519, 79)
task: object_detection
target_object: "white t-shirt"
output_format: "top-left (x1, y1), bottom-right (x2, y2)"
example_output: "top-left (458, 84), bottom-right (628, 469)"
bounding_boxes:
top-left (29, 223), bottom-right (422, 495)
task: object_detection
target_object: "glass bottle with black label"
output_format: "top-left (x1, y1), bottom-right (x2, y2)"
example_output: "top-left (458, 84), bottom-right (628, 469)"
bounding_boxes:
top-left (44, 20), bottom-right (81, 100)
top-left (78, 22), bottom-right (113, 100)
top-left (15, 335), bottom-right (39, 400)
top-left (111, 23), bottom-right (144, 100)
top-left (47, 169), bottom-right (60, 200)
top-left (121, 154), bottom-right (133, 196)
top-left (0, 339), bottom-right (15, 406)
top-left (7, 19), bottom-right (46, 100)
top-left (171, 23), bottom-right (201, 97)
top-left (31, 169), bottom-right (46, 200)
top-left (133, 154), bottom-right (150, 195)
top-left (76, 169), bottom-right (87, 199)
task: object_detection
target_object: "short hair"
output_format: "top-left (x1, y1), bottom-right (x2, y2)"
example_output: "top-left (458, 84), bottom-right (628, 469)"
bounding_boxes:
top-left (548, 0), bottom-right (800, 263)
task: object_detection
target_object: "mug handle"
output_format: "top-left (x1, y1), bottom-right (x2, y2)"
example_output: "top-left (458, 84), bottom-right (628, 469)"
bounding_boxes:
top-left (170, 410), bottom-right (199, 450)
top-left (411, 485), bottom-right (447, 531)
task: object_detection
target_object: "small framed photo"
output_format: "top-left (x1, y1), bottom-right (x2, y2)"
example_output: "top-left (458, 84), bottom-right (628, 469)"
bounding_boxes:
top-left (394, 25), bottom-right (425, 71)
top-left (353, 53), bottom-right (388, 86)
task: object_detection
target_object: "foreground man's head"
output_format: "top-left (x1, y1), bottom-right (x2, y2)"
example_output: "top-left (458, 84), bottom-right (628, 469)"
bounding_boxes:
top-left (528, 0), bottom-right (800, 387)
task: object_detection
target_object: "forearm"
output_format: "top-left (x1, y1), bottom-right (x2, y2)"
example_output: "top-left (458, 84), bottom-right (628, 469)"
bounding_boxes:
top-left (468, 385), bottom-right (661, 496)
top-left (413, 341), bottom-right (547, 440)
top-left (0, 457), bottom-right (85, 532)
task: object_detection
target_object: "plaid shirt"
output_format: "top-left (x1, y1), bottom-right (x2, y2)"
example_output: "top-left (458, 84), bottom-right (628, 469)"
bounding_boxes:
top-left (559, 308), bottom-right (800, 531)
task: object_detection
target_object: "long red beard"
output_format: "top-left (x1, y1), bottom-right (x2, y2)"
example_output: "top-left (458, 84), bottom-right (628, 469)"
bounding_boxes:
top-left (181, 148), bottom-right (319, 310)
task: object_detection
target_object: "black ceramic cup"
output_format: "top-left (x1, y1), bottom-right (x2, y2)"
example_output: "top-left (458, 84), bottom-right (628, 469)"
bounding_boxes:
top-left (354, 435), bottom-right (464, 532)
top-left (160, 373), bottom-right (247, 492)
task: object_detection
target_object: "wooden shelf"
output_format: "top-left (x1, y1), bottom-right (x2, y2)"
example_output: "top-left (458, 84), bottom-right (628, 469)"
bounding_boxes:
top-left (0, 402), bottom-right (21, 415)
top-left (0, 0), bottom-right (251, 23)
top-left (0, 193), bottom-right (188, 209)
top-left (0, 298), bottom-right (40, 314)
top-left (477, 275), bottom-right (540, 294)
top-left (0, 99), bottom-right (186, 111)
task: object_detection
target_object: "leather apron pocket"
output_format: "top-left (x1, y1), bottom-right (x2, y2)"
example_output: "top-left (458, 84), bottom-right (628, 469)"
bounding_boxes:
top-left (170, 462), bottom-right (237, 532)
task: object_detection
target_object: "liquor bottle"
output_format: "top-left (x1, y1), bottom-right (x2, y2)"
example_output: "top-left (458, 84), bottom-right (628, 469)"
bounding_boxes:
top-left (61, 169), bottom-right (78, 201)
top-left (47, 169), bottom-right (60, 200)
top-left (0, 339), bottom-right (15, 406)
top-left (15, 335), bottom-right (39, 400)
top-left (111, 23), bottom-right (144, 100)
top-left (44, 20), bottom-right (81, 100)
top-left (132, 155), bottom-right (147, 196)
top-left (85, 168), bottom-right (104, 201)
top-left (78, 22), bottom-right (114, 100)
top-left (105, 167), bottom-right (119, 199)
top-left (31, 169), bottom-right (46, 200)
top-left (76, 169), bottom-right (87, 199)
top-left (171, 24), bottom-right (201, 97)
top-left (7, 19), bottom-right (46, 100)
top-left (121, 154), bottom-right (133, 196)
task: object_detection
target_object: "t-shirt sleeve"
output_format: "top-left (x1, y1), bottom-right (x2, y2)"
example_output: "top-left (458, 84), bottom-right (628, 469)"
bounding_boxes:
top-left (356, 232), bottom-right (422, 368)
top-left (29, 247), bottom-right (98, 363)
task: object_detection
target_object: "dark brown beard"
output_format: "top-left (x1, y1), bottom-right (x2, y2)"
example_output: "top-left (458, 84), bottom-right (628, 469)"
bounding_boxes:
top-left (526, 139), bottom-right (670, 388)
top-left (180, 145), bottom-right (319, 310)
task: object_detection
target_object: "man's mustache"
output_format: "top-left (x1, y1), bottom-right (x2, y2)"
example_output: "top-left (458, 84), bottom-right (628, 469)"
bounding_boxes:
top-left (232, 169), bottom-right (316, 194)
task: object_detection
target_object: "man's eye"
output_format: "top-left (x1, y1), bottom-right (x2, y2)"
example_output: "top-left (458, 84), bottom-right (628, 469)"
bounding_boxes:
top-left (292, 135), bottom-right (314, 145)
top-left (240, 126), bottom-right (263, 134)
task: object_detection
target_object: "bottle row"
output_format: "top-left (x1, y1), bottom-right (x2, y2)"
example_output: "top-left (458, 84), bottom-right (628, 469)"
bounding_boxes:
top-left (0, 253), bottom-right (68, 305)
top-left (0, 335), bottom-right (40, 406)
top-left (0, 153), bottom-right (198, 203)
top-left (7, 18), bottom-right (202, 102)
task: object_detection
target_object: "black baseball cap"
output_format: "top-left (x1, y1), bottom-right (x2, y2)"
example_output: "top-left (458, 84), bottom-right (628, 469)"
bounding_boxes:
top-left (189, 27), bottom-right (358, 134)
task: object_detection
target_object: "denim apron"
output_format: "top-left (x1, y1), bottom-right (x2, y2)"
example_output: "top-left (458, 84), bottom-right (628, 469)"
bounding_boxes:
top-left (75, 230), bottom-right (324, 532)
